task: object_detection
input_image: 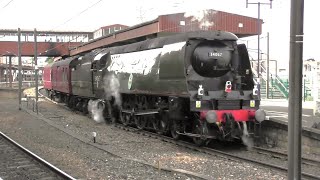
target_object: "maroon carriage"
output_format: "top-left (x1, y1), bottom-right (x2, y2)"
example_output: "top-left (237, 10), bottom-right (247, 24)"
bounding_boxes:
top-left (43, 62), bottom-right (53, 90)
top-left (51, 57), bottom-right (78, 100)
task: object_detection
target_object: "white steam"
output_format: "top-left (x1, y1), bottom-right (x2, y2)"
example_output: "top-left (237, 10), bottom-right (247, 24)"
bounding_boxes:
top-left (88, 100), bottom-right (105, 123)
top-left (241, 122), bottom-right (254, 150)
top-left (241, 134), bottom-right (254, 150)
top-left (87, 74), bottom-right (121, 123)
top-left (103, 73), bottom-right (121, 107)
top-left (184, 9), bottom-right (217, 30)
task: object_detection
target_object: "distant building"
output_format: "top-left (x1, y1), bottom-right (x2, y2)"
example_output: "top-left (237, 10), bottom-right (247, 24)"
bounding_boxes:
top-left (301, 58), bottom-right (320, 100)
top-left (93, 24), bottom-right (129, 39)
top-left (0, 57), bottom-right (46, 67)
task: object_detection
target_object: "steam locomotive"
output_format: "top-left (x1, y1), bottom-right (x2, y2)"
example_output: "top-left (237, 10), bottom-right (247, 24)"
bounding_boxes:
top-left (43, 31), bottom-right (266, 146)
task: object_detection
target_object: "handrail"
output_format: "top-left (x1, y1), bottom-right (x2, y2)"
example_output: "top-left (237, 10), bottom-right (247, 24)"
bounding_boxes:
top-left (259, 65), bottom-right (268, 82)
top-left (273, 77), bottom-right (289, 99)
top-left (274, 75), bottom-right (288, 92)
top-left (251, 60), bottom-right (288, 99)
top-left (260, 63), bottom-right (288, 95)
top-left (251, 60), bottom-right (315, 100)
top-left (250, 61), bottom-right (267, 82)
top-left (258, 64), bottom-right (282, 89)
top-left (250, 62), bottom-right (259, 85)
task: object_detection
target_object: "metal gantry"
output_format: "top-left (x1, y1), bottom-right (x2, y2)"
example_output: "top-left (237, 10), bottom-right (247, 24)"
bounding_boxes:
top-left (246, 0), bottom-right (273, 79)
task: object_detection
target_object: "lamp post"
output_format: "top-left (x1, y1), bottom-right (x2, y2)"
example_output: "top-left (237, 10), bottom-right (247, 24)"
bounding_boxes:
top-left (5, 56), bottom-right (8, 87)
top-left (34, 28), bottom-right (39, 114)
top-left (288, 0), bottom-right (304, 178)
top-left (18, 28), bottom-right (22, 110)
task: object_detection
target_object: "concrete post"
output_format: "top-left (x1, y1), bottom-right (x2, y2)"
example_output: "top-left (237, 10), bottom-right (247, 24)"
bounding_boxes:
top-left (288, 0), bottom-right (304, 178)
top-left (34, 28), bottom-right (39, 114)
top-left (18, 28), bottom-right (22, 110)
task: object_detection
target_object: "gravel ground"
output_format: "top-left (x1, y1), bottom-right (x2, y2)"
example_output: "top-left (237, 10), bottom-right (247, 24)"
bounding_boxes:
top-left (0, 89), bottom-right (288, 179)
top-left (0, 90), bottom-right (198, 180)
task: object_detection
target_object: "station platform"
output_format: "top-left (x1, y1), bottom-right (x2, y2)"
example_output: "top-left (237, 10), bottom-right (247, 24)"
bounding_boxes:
top-left (260, 98), bottom-right (320, 128)
top-left (261, 98), bottom-right (316, 109)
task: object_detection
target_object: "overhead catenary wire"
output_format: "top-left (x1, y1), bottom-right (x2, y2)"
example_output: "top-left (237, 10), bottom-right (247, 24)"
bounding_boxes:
top-left (50, 0), bottom-right (104, 31)
top-left (2, 0), bottom-right (13, 8)
top-left (31, 0), bottom-right (105, 55)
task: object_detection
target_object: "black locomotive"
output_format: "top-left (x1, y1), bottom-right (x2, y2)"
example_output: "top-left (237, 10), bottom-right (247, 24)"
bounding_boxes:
top-left (44, 31), bottom-right (266, 146)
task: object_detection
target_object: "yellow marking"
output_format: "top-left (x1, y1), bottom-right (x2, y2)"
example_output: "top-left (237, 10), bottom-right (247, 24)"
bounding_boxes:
top-left (250, 100), bottom-right (255, 107)
top-left (196, 101), bottom-right (201, 108)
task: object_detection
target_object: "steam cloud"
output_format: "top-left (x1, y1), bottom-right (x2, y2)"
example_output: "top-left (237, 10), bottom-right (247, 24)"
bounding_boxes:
top-left (241, 122), bottom-right (254, 150)
top-left (241, 134), bottom-right (254, 150)
top-left (103, 73), bottom-right (121, 107)
top-left (87, 73), bottom-right (122, 124)
top-left (102, 73), bottom-right (122, 123)
top-left (184, 9), bottom-right (217, 30)
top-left (88, 99), bottom-right (105, 123)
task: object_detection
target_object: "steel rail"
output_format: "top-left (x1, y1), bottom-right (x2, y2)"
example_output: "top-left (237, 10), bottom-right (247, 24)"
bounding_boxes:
top-left (114, 124), bottom-right (320, 180)
top-left (0, 131), bottom-right (76, 180)
top-left (38, 88), bottom-right (320, 179)
top-left (34, 89), bottom-right (213, 180)
top-left (253, 146), bottom-right (320, 167)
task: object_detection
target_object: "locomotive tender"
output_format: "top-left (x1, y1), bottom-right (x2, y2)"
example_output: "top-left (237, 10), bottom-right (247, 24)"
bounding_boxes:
top-left (43, 31), bottom-right (266, 145)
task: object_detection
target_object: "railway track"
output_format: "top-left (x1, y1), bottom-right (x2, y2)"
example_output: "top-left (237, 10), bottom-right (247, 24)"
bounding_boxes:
top-left (0, 131), bottom-right (75, 180)
top-left (114, 124), bottom-right (320, 180)
top-left (253, 146), bottom-right (320, 167)
top-left (37, 89), bottom-right (320, 179)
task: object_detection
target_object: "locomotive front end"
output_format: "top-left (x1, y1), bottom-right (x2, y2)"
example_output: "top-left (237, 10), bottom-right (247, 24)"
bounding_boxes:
top-left (185, 32), bottom-right (265, 143)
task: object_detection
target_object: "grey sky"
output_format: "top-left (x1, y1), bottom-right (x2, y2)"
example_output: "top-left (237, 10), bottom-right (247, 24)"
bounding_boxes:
top-left (0, 0), bottom-right (318, 67)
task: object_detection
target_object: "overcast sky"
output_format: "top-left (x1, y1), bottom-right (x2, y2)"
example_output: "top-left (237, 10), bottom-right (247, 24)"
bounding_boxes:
top-left (0, 0), bottom-right (318, 68)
